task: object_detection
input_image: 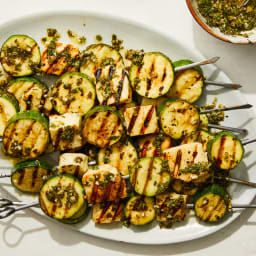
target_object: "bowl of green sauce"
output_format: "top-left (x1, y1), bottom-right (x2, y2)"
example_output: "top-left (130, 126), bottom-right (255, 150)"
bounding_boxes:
top-left (186, 0), bottom-right (256, 44)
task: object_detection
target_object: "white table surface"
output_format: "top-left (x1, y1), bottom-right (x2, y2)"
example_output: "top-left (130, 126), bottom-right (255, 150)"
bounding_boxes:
top-left (1, 0), bottom-right (256, 255)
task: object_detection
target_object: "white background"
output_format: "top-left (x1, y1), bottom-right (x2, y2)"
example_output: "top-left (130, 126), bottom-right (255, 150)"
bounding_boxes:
top-left (1, 0), bottom-right (256, 255)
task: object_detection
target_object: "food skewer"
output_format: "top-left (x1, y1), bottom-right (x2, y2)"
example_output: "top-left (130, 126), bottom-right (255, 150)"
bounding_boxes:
top-left (186, 203), bottom-right (256, 209)
top-left (204, 80), bottom-right (242, 89)
top-left (200, 104), bottom-right (252, 114)
top-left (242, 138), bottom-right (256, 146)
top-left (207, 124), bottom-right (247, 134)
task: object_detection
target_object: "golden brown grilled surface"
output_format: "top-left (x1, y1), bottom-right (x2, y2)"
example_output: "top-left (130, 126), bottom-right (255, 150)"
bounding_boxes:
top-left (163, 142), bottom-right (210, 183)
top-left (3, 119), bottom-right (49, 159)
top-left (93, 200), bottom-right (123, 224)
top-left (124, 105), bottom-right (159, 136)
top-left (82, 165), bottom-right (127, 204)
top-left (156, 192), bottom-right (188, 223)
top-left (41, 42), bottom-right (79, 76)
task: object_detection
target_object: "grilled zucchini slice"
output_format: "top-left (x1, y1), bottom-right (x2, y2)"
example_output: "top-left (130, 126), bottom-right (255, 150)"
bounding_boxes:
top-left (2, 111), bottom-right (49, 159)
top-left (49, 113), bottom-right (83, 152)
top-left (93, 200), bottom-right (123, 224)
top-left (167, 60), bottom-right (204, 103)
top-left (51, 72), bottom-right (95, 115)
top-left (124, 105), bottom-right (159, 136)
top-left (59, 153), bottom-right (88, 178)
top-left (129, 52), bottom-right (174, 98)
top-left (159, 99), bottom-right (200, 139)
top-left (39, 174), bottom-right (85, 220)
top-left (98, 141), bottom-right (138, 176)
top-left (6, 77), bottom-right (48, 112)
top-left (164, 143), bottom-right (211, 183)
top-left (82, 164), bottom-right (127, 204)
top-left (60, 201), bottom-right (88, 224)
top-left (138, 133), bottom-right (172, 158)
top-left (0, 91), bottom-right (19, 136)
top-left (155, 192), bottom-right (188, 226)
top-left (82, 106), bottom-right (123, 148)
top-left (130, 157), bottom-right (171, 196)
top-left (171, 179), bottom-right (199, 196)
top-left (125, 196), bottom-right (155, 225)
top-left (0, 35), bottom-right (40, 76)
top-left (80, 43), bottom-right (124, 79)
top-left (181, 130), bottom-right (214, 152)
top-left (0, 65), bottom-right (12, 87)
top-left (194, 184), bottom-right (231, 222)
top-left (11, 159), bottom-right (53, 193)
top-left (207, 131), bottom-right (244, 170)
top-left (199, 114), bottom-right (209, 130)
top-left (41, 41), bottom-right (79, 76)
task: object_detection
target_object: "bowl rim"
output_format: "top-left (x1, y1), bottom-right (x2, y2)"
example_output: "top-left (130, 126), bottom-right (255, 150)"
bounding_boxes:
top-left (185, 0), bottom-right (254, 44)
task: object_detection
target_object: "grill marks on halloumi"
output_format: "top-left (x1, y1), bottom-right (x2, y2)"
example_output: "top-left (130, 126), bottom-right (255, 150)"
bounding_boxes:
top-left (82, 165), bottom-right (127, 204)
top-left (82, 109), bottom-right (123, 148)
top-left (93, 200), bottom-right (123, 224)
top-left (164, 143), bottom-right (210, 183)
top-left (41, 42), bottom-right (79, 76)
top-left (124, 105), bottom-right (159, 136)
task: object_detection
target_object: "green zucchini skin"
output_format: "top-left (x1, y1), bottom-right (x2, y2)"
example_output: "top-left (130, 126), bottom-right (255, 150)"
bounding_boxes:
top-left (194, 184), bottom-right (231, 222)
top-left (129, 52), bottom-right (174, 98)
top-left (207, 131), bottom-right (244, 170)
top-left (11, 159), bottom-right (53, 193)
top-left (0, 91), bottom-right (20, 136)
top-left (39, 174), bottom-right (85, 220)
top-left (158, 98), bottom-right (200, 139)
top-left (130, 157), bottom-right (171, 196)
top-left (51, 72), bottom-right (95, 115)
top-left (82, 106), bottom-right (124, 148)
top-left (125, 195), bottom-right (155, 225)
top-left (2, 110), bottom-right (49, 159)
top-left (60, 201), bottom-right (89, 224)
top-left (0, 35), bottom-right (41, 77)
top-left (6, 77), bottom-right (48, 112)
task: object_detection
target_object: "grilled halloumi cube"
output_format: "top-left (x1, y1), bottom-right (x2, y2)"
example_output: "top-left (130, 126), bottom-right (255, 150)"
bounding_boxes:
top-left (156, 192), bottom-right (188, 224)
top-left (82, 164), bottom-right (127, 204)
top-left (92, 200), bottom-right (123, 224)
top-left (59, 153), bottom-right (88, 178)
top-left (49, 113), bottom-right (83, 151)
top-left (124, 105), bottom-right (159, 136)
top-left (164, 142), bottom-right (211, 183)
top-left (40, 42), bottom-right (79, 76)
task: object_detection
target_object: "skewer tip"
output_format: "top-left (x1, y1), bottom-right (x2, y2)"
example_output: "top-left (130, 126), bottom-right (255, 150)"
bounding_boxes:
top-left (204, 56), bottom-right (220, 64)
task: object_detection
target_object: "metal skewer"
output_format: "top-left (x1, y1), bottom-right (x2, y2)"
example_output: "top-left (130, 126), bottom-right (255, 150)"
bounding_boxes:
top-left (186, 203), bottom-right (256, 209)
top-left (204, 80), bottom-right (242, 89)
top-left (207, 124), bottom-right (247, 134)
top-left (215, 176), bottom-right (256, 188)
top-left (174, 57), bottom-right (220, 72)
top-left (242, 138), bottom-right (256, 146)
top-left (200, 104), bottom-right (252, 114)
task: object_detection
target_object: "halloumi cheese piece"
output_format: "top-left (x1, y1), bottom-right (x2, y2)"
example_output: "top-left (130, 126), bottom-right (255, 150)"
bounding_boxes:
top-left (164, 142), bottom-right (211, 183)
top-left (59, 153), bottom-right (88, 178)
top-left (124, 105), bottom-right (159, 136)
top-left (49, 113), bottom-right (83, 151)
top-left (41, 42), bottom-right (79, 76)
top-left (156, 192), bottom-right (188, 224)
top-left (92, 200), bottom-right (123, 224)
top-left (82, 164), bottom-right (127, 204)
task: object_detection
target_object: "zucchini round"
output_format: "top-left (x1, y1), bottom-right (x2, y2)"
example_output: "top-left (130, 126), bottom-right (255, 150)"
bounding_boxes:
top-left (0, 91), bottom-right (19, 136)
top-left (2, 110), bottom-right (49, 159)
top-left (167, 60), bottom-right (204, 103)
top-left (171, 179), bottom-right (199, 196)
top-left (0, 65), bottom-right (12, 87)
top-left (125, 195), bottom-right (155, 225)
top-left (129, 52), bottom-right (174, 98)
top-left (130, 157), bottom-right (171, 196)
top-left (82, 106), bottom-right (123, 148)
top-left (6, 77), bottom-right (48, 112)
top-left (194, 184), bottom-right (231, 222)
top-left (11, 159), bottom-right (53, 193)
top-left (39, 174), bottom-right (85, 220)
top-left (98, 141), bottom-right (138, 176)
top-left (51, 72), bottom-right (95, 115)
top-left (181, 130), bottom-right (214, 152)
top-left (207, 131), bottom-right (244, 170)
top-left (199, 114), bottom-right (209, 130)
top-left (0, 35), bottom-right (40, 76)
top-left (159, 99), bottom-right (200, 139)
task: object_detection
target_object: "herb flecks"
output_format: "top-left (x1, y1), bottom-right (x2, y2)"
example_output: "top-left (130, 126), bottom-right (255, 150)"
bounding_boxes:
top-left (111, 34), bottom-right (123, 51)
top-left (125, 49), bottom-right (144, 66)
top-left (60, 125), bottom-right (75, 141)
top-left (180, 162), bottom-right (211, 174)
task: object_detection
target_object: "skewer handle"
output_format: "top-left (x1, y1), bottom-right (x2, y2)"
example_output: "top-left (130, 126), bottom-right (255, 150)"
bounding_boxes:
top-left (200, 104), bottom-right (252, 114)
top-left (208, 124), bottom-right (247, 134)
top-left (215, 176), bottom-right (256, 188)
top-left (204, 80), bottom-right (242, 89)
top-left (174, 57), bottom-right (220, 72)
top-left (242, 138), bottom-right (256, 146)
